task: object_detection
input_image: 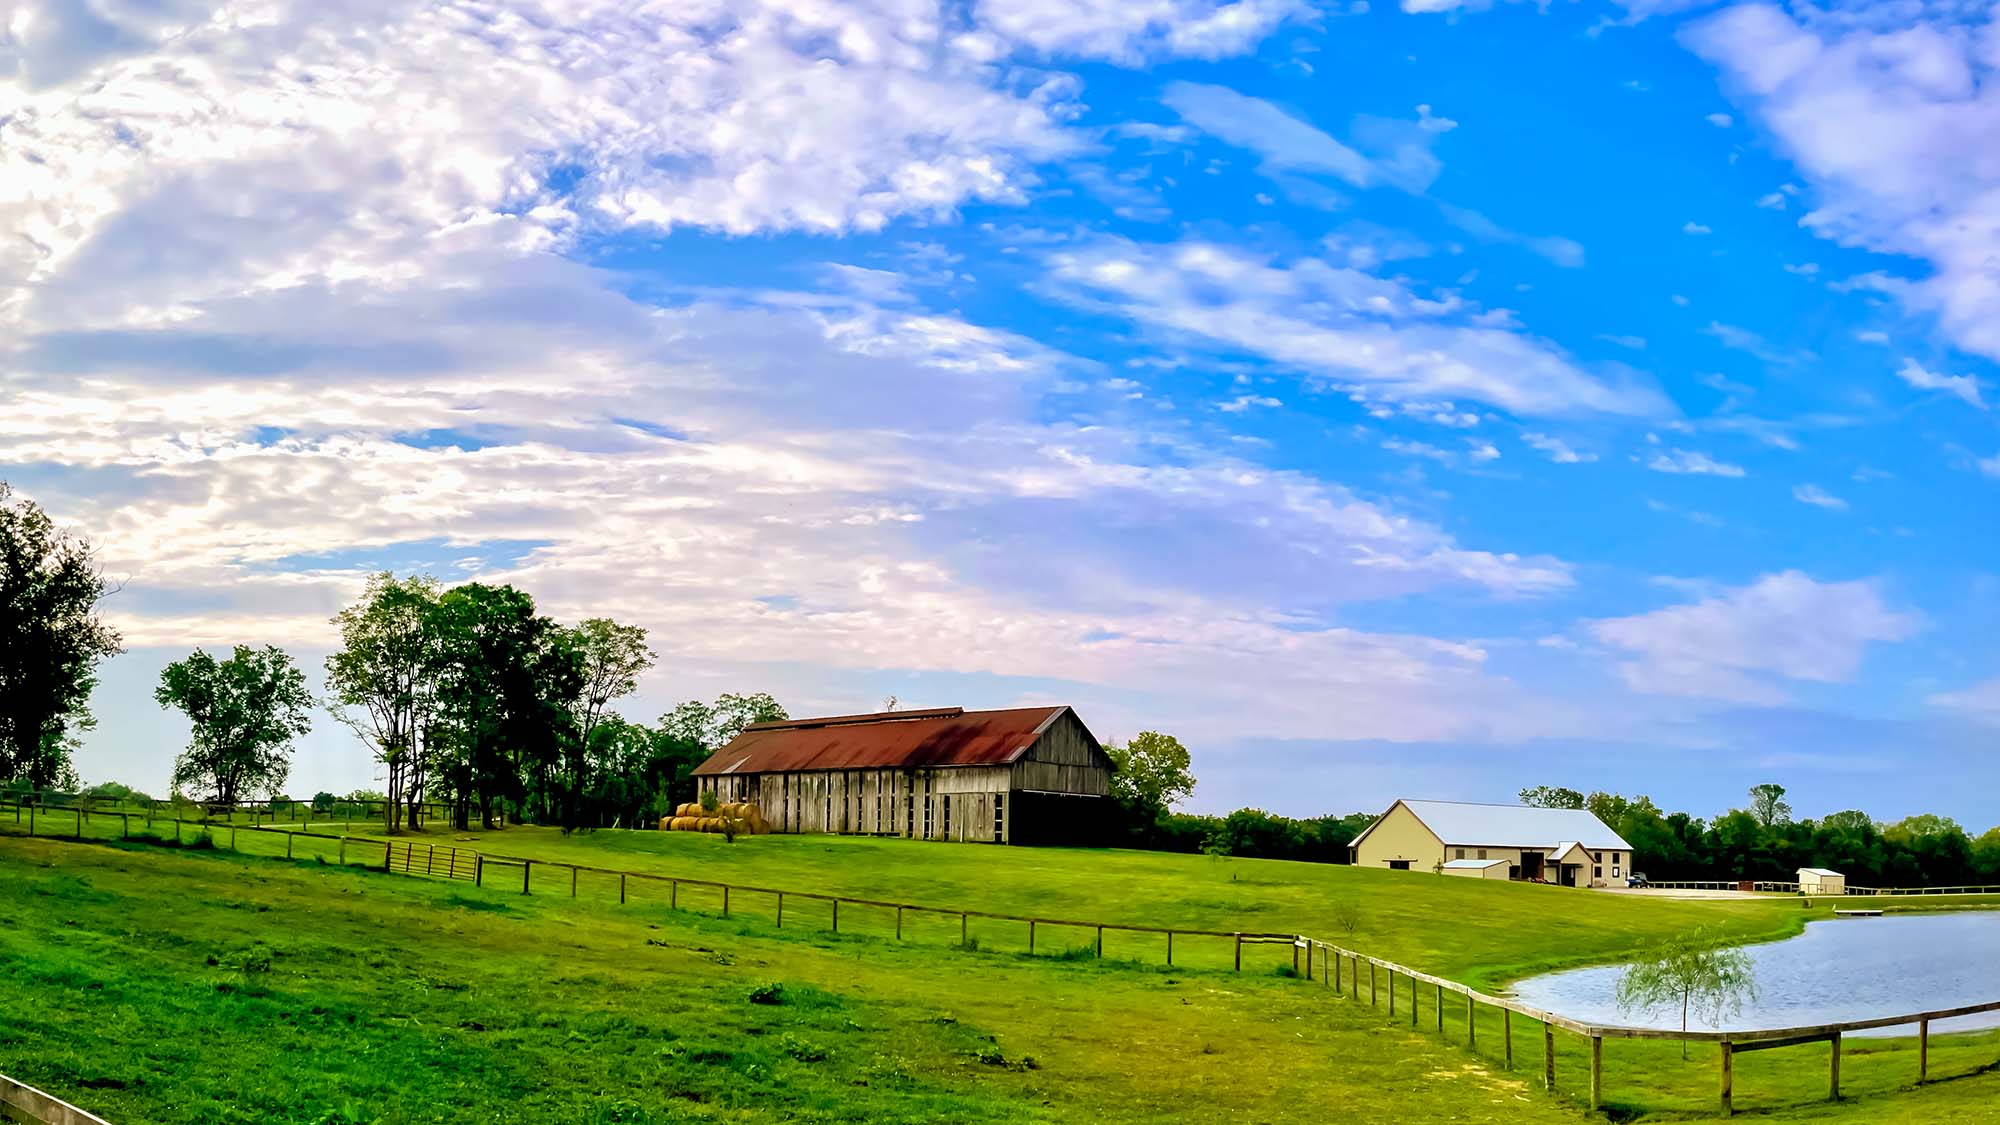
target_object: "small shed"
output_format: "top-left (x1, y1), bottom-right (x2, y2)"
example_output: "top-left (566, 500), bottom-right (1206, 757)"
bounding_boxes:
top-left (1798, 867), bottom-right (1846, 895)
top-left (1441, 858), bottom-right (1511, 880)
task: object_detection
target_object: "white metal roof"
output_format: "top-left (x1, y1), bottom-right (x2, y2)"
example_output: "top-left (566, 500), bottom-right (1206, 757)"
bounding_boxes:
top-left (1798, 867), bottom-right (1844, 878)
top-left (1388, 799), bottom-right (1633, 851)
top-left (1441, 858), bottom-right (1510, 869)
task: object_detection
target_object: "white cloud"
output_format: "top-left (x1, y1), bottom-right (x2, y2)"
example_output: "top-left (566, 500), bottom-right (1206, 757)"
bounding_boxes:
top-left (1783, 262), bottom-right (1820, 277)
top-left (1685, 6), bottom-right (2000, 366)
top-left (1930, 678), bottom-right (2000, 725)
top-left (1792, 483), bottom-right (1848, 510)
top-left (0, 0), bottom-right (1096, 326)
top-left (1706, 112), bottom-right (1734, 127)
top-left (1596, 333), bottom-right (1647, 350)
top-left (1756, 191), bottom-right (1788, 210)
top-left (1894, 358), bottom-right (1986, 410)
top-left (1162, 82), bottom-right (1377, 185)
top-left (1646, 449), bottom-right (1746, 477)
top-left (1045, 237), bottom-right (1669, 417)
top-left (1522, 432), bottom-right (1597, 464)
top-left (1436, 203), bottom-right (1587, 268)
top-left (978, 0), bottom-right (1311, 63)
top-left (1590, 571), bottom-right (1920, 703)
top-left (1683, 220), bottom-right (1713, 235)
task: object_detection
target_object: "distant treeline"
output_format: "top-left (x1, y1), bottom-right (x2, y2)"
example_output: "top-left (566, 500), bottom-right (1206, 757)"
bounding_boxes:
top-left (1525, 785), bottom-right (2000, 888)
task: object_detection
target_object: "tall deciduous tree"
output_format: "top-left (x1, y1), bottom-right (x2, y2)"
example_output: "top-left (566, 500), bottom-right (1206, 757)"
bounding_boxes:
top-left (325, 573), bottom-right (441, 832)
top-left (1519, 785), bottom-right (1587, 809)
top-left (1748, 783), bottom-right (1792, 827)
top-left (0, 483), bottom-right (122, 790)
top-left (156, 646), bottom-right (314, 805)
top-left (1107, 730), bottom-right (1196, 823)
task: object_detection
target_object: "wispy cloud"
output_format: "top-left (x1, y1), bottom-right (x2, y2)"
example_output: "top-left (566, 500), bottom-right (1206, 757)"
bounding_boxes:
top-left (1895, 358), bottom-right (1986, 410)
top-left (1792, 483), bottom-right (1848, 511)
top-left (1590, 572), bottom-right (1920, 703)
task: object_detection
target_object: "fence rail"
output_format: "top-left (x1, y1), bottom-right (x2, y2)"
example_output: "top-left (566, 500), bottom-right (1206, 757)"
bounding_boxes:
top-left (7, 800), bottom-right (2000, 1118)
top-left (1, 1070), bottom-right (115, 1125)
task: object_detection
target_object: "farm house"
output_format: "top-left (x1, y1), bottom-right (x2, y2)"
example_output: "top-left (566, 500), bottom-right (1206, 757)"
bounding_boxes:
top-left (1348, 799), bottom-right (1634, 888)
top-left (690, 706), bottom-right (1112, 846)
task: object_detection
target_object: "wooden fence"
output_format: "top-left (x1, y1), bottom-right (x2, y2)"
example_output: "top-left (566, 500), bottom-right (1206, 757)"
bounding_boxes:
top-left (0, 1072), bottom-right (114, 1125)
top-left (7, 801), bottom-right (2000, 1117)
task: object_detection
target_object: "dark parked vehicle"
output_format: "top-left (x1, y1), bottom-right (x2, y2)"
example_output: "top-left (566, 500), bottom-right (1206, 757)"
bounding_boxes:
top-left (1626, 872), bottom-right (1650, 888)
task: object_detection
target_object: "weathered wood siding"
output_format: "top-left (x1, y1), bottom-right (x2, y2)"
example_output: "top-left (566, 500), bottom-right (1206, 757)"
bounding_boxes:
top-left (1009, 710), bottom-right (1111, 796)
top-left (700, 766), bottom-right (1014, 843)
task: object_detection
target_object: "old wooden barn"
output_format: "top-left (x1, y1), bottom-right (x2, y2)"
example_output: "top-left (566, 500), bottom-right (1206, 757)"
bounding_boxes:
top-left (690, 706), bottom-right (1111, 846)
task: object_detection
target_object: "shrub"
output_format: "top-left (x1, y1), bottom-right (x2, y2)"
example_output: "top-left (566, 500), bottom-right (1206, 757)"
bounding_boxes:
top-left (747, 983), bottom-right (785, 1006)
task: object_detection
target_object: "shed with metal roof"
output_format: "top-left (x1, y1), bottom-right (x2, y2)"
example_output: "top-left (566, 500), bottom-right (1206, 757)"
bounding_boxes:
top-left (691, 706), bottom-right (1111, 845)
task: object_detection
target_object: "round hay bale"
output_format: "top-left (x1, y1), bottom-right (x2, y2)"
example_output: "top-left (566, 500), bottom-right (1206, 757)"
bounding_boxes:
top-left (677, 802), bottom-right (700, 818)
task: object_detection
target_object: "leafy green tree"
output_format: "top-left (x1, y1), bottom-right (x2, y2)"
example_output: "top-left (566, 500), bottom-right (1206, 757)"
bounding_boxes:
top-left (1616, 928), bottom-right (1758, 1057)
top-left (1748, 783), bottom-right (1792, 827)
top-left (0, 483), bottom-right (123, 789)
top-left (658, 692), bottom-right (788, 751)
top-left (425, 582), bottom-right (579, 829)
top-left (1202, 807), bottom-right (1303, 858)
top-left (1107, 731), bottom-right (1196, 818)
top-left (1518, 785), bottom-right (1585, 809)
top-left (156, 645), bottom-right (315, 805)
top-left (711, 692), bottom-right (787, 744)
top-left (567, 619), bottom-right (654, 750)
top-left (326, 573), bottom-right (441, 831)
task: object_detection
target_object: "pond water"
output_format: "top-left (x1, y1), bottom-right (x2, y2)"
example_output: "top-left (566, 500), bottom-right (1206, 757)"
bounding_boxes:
top-left (1510, 912), bottom-right (2000, 1038)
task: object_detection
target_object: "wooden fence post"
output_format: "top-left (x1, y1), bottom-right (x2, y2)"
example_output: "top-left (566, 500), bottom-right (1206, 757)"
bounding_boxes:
top-left (230, 825), bottom-right (238, 850)
top-left (668, 880), bottom-right (675, 908)
top-left (1331, 948), bottom-right (1338, 990)
top-left (1589, 1035), bottom-right (1603, 1112)
top-left (1388, 969), bottom-right (1396, 1016)
top-left (570, 866), bottom-right (577, 898)
top-left (382, 841), bottom-right (391, 869)
top-left (1370, 962), bottom-right (1377, 1006)
top-left (1503, 1009), bottom-right (1513, 1069)
top-left (620, 874), bottom-right (627, 904)
top-left (121, 813), bottom-right (129, 840)
top-left (723, 885), bottom-right (730, 918)
top-left (1029, 920), bottom-right (1036, 955)
top-left (1166, 930), bottom-right (1173, 967)
top-left (1352, 955), bottom-right (1360, 1000)
top-left (1720, 1042), bottom-right (1733, 1116)
top-left (896, 906), bottom-right (904, 940)
top-left (961, 912), bottom-right (968, 946)
top-left (1919, 1018), bottom-right (1930, 1083)
top-left (287, 832), bottom-right (294, 859)
top-left (522, 860), bottom-right (531, 895)
top-left (1292, 942), bottom-right (1300, 976)
top-left (1468, 995), bottom-right (1476, 1047)
top-left (1543, 1021), bottom-right (1555, 1091)
top-left (339, 837), bottom-right (347, 865)
top-left (1829, 1032), bottom-right (1841, 1101)
top-left (475, 855), bottom-right (483, 887)
top-left (777, 892), bottom-right (784, 927)
top-left (74, 807), bottom-right (81, 839)
top-left (1098, 926), bottom-right (1105, 959)
top-left (27, 804), bottom-right (33, 836)
top-left (1234, 933), bottom-right (1242, 972)
top-left (1435, 983), bottom-right (1444, 1033)
top-left (832, 899), bottom-right (840, 934)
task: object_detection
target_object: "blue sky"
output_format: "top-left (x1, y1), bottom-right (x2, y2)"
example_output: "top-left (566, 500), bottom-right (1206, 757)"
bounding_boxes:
top-left (4, 0), bottom-right (1999, 824)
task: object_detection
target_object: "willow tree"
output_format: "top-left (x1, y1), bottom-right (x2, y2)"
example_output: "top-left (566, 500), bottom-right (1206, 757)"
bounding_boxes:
top-left (325, 573), bottom-right (440, 831)
top-left (1615, 927), bottom-right (1758, 1057)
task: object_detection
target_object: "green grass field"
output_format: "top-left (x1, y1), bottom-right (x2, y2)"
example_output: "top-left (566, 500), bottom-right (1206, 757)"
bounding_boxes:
top-left (7, 812), bottom-right (2000, 1123)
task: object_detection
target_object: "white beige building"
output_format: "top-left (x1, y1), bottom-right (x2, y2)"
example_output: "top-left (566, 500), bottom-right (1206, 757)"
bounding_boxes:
top-left (1348, 799), bottom-right (1634, 888)
top-left (1797, 867), bottom-right (1846, 895)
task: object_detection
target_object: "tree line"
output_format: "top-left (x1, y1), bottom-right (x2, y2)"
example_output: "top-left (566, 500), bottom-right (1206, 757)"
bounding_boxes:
top-left (1521, 783), bottom-right (2000, 888)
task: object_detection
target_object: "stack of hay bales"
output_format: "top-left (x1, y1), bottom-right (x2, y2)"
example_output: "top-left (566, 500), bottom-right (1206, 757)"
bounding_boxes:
top-left (658, 801), bottom-right (771, 835)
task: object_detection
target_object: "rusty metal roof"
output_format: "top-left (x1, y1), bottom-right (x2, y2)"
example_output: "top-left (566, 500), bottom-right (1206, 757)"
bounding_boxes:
top-left (692, 706), bottom-right (1072, 775)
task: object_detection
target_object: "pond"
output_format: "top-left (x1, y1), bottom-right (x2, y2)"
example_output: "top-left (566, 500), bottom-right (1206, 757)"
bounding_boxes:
top-left (1510, 912), bottom-right (2000, 1038)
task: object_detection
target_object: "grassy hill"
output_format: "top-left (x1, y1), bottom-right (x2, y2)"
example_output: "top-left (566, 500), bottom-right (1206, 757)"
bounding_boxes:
top-left (318, 819), bottom-right (1826, 988)
top-left (8, 816), bottom-right (2000, 1122)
